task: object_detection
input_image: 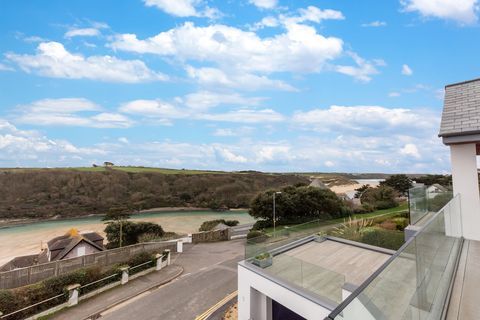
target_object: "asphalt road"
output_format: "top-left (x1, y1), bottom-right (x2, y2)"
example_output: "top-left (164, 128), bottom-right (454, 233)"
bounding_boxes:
top-left (98, 240), bottom-right (245, 320)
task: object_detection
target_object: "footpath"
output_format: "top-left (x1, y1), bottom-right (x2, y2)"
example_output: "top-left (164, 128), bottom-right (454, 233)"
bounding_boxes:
top-left (50, 264), bottom-right (183, 320)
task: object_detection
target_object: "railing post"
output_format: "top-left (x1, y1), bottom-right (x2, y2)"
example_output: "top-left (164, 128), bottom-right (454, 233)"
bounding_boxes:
top-left (67, 284), bottom-right (81, 307)
top-left (165, 249), bottom-right (171, 265)
top-left (155, 254), bottom-right (163, 271)
top-left (121, 267), bottom-right (129, 285)
top-left (176, 240), bottom-right (183, 253)
top-left (54, 261), bottom-right (59, 276)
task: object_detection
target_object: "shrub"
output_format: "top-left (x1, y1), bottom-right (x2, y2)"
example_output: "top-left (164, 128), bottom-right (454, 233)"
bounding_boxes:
top-left (252, 219), bottom-right (273, 230)
top-left (391, 217), bottom-right (409, 231)
top-left (379, 220), bottom-right (397, 231)
top-left (0, 251), bottom-right (155, 320)
top-left (247, 230), bottom-right (268, 242)
top-left (360, 228), bottom-right (405, 250)
top-left (199, 219), bottom-right (239, 231)
top-left (330, 217), bottom-right (373, 242)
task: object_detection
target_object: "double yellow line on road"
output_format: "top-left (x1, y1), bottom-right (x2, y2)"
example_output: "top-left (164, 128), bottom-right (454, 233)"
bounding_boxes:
top-left (195, 290), bottom-right (238, 320)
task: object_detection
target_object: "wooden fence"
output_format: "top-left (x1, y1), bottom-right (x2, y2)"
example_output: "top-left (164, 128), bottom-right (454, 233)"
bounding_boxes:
top-left (0, 241), bottom-right (176, 289)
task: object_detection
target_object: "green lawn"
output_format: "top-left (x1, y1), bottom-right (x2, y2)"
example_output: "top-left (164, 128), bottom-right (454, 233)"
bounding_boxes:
top-left (261, 203), bottom-right (409, 235)
top-left (0, 166), bottom-right (229, 174)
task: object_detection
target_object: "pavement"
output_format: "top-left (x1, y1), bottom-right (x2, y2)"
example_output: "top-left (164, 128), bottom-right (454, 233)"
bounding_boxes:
top-left (52, 239), bottom-right (245, 320)
top-left (50, 263), bottom-right (184, 320)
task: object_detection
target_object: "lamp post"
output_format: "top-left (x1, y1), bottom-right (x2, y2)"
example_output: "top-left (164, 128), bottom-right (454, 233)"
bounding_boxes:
top-left (273, 191), bottom-right (282, 237)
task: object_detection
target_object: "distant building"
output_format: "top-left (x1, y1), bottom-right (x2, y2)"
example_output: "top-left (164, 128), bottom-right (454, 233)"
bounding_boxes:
top-left (39, 228), bottom-right (104, 263)
top-left (0, 229), bottom-right (104, 271)
top-left (426, 183), bottom-right (448, 199)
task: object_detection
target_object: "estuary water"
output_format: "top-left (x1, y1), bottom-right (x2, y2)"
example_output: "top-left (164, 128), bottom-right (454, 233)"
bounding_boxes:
top-left (0, 210), bottom-right (254, 266)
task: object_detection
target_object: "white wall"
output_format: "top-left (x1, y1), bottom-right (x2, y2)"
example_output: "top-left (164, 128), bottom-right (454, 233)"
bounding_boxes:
top-left (238, 263), bottom-right (332, 320)
top-left (450, 143), bottom-right (480, 240)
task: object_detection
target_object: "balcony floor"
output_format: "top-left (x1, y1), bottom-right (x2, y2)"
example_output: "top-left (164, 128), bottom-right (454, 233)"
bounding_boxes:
top-left (447, 239), bottom-right (480, 320)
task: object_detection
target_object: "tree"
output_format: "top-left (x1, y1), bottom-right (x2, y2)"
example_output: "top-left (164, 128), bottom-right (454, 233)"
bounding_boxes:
top-left (354, 184), bottom-right (370, 198)
top-left (102, 206), bottom-right (131, 247)
top-left (380, 174), bottom-right (412, 195)
top-left (361, 186), bottom-right (398, 209)
top-left (249, 186), bottom-right (349, 226)
top-left (104, 221), bottom-right (164, 248)
top-left (415, 174), bottom-right (452, 187)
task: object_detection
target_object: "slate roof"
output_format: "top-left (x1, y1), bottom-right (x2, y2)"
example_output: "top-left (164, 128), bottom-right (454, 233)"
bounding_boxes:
top-left (439, 78), bottom-right (480, 137)
top-left (47, 231), bottom-right (104, 261)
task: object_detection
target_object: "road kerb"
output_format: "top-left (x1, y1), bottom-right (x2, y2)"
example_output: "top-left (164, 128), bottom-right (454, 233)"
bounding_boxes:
top-left (195, 290), bottom-right (238, 320)
top-left (84, 265), bottom-right (184, 320)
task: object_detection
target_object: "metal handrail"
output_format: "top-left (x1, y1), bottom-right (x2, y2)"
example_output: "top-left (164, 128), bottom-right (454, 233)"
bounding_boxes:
top-left (0, 292), bottom-right (66, 319)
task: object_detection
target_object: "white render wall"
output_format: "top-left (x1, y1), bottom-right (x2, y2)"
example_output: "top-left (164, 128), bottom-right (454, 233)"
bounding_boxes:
top-left (450, 143), bottom-right (480, 241)
top-left (238, 263), bottom-right (332, 320)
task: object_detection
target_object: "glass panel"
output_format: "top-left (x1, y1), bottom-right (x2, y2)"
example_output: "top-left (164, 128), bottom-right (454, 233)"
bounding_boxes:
top-left (245, 220), bottom-right (332, 260)
top-left (330, 195), bottom-right (462, 320)
top-left (409, 185), bottom-right (453, 226)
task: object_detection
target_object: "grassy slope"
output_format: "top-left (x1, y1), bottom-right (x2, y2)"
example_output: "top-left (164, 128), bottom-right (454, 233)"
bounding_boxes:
top-left (262, 203), bottom-right (409, 234)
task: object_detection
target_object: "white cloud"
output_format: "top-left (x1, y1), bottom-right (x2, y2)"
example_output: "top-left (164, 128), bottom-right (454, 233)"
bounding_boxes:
top-left (143, 0), bottom-right (221, 18)
top-left (118, 137), bottom-right (129, 144)
top-left (293, 105), bottom-right (438, 133)
top-left (14, 98), bottom-right (133, 128)
top-left (401, 0), bottom-right (479, 24)
top-left (334, 52), bottom-right (385, 82)
top-left (200, 109), bottom-right (284, 123)
top-left (212, 127), bottom-right (255, 137)
top-left (216, 147), bottom-right (248, 163)
top-left (65, 28), bottom-right (100, 38)
top-left (249, 0), bottom-right (277, 9)
top-left (389, 92), bottom-right (401, 97)
top-left (180, 91), bottom-right (264, 110)
top-left (324, 160), bottom-right (335, 167)
top-left (400, 143), bottom-right (421, 158)
top-left (0, 119), bottom-right (105, 166)
top-left (402, 64), bottom-right (413, 76)
top-left (6, 42), bottom-right (168, 83)
top-left (185, 66), bottom-right (296, 91)
top-left (120, 99), bottom-right (186, 119)
top-left (361, 21), bottom-right (387, 27)
top-left (110, 22), bottom-right (343, 74)
top-left (0, 63), bottom-right (14, 71)
top-left (250, 6), bottom-right (344, 30)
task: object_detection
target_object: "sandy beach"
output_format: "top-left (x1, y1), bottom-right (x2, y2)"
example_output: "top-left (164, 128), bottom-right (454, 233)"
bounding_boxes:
top-left (0, 211), bottom-right (254, 266)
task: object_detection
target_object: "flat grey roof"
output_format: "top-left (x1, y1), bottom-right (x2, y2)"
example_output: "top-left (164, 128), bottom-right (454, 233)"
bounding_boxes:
top-left (439, 78), bottom-right (480, 138)
top-left (274, 239), bottom-right (391, 287)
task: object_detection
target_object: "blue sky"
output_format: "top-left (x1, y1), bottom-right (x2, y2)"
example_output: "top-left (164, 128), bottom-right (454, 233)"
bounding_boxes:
top-left (0, 0), bottom-right (479, 173)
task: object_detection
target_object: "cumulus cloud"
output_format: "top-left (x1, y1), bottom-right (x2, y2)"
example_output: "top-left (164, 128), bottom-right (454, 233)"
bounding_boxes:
top-left (14, 98), bottom-right (133, 128)
top-left (216, 147), bottom-right (248, 163)
top-left (251, 6), bottom-right (344, 30)
top-left (0, 119), bottom-right (105, 166)
top-left (402, 64), bottom-right (413, 76)
top-left (110, 22), bottom-right (343, 74)
top-left (249, 0), bottom-right (278, 9)
top-left (293, 105), bottom-right (438, 133)
top-left (400, 143), bottom-right (421, 158)
top-left (185, 66), bottom-right (296, 91)
top-left (334, 52), bottom-right (385, 82)
top-left (6, 42), bottom-right (168, 83)
top-left (143, 0), bottom-right (221, 18)
top-left (180, 91), bottom-right (264, 110)
top-left (65, 28), bottom-right (100, 38)
top-left (401, 0), bottom-right (478, 24)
